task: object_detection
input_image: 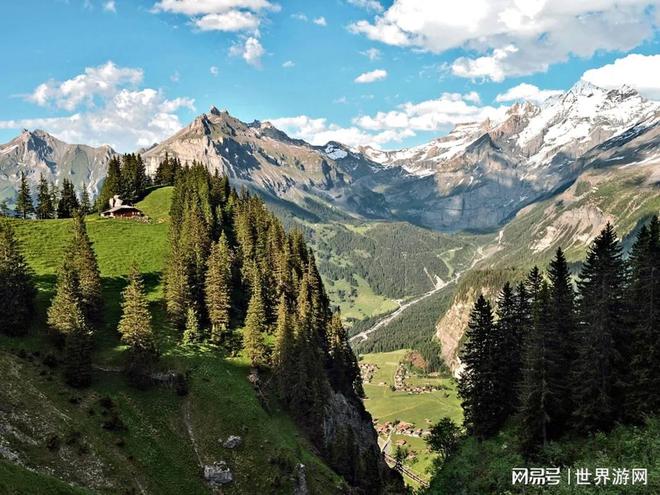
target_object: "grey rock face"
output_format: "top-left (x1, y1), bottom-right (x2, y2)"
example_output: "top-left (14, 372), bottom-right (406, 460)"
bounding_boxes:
top-left (203, 461), bottom-right (232, 485)
top-left (222, 435), bottom-right (241, 449)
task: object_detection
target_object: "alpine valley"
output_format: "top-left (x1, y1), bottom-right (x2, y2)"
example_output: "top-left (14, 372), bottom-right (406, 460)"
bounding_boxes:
top-left (1, 78), bottom-right (659, 493)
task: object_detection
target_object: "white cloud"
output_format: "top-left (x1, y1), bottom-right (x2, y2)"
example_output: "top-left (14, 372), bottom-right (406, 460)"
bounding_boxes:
top-left (360, 47), bottom-right (381, 60)
top-left (291, 12), bottom-right (308, 21)
top-left (194, 11), bottom-right (260, 31)
top-left (103, 1), bottom-right (116, 13)
top-left (3, 62), bottom-right (194, 152)
top-left (267, 115), bottom-right (414, 148)
top-left (353, 92), bottom-right (508, 132)
top-left (354, 69), bottom-right (387, 83)
top-left (229, 36), bottom-right (264, 67)
top-left (347, 0), bottom-right (383, 12)
top-left (152, 0), bottom-right (277, 16)
top-left (282, 60), bottom-right (295, 68)
top-left (582, 53), bottom-right (660, 100)
top-left (26, 61), bottom-right (143, 111)
top-left (313, 16), bottom-right (327, 26)
top-left (462, 91), bottom-right (481, 104)
top-left (210, 65), bottom-right (220, 76)
top-left (495, 83), bottom-right (562, 103)
top-left (349, 0), bottom-right (660, 81)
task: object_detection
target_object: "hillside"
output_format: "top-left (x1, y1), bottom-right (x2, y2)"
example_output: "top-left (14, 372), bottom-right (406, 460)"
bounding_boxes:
top-left (0, 188), bottom-right (389, 495)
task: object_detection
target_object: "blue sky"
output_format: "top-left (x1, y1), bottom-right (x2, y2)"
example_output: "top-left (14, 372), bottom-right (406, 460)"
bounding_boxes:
top-left (1, 0), bottom-right (659, 151)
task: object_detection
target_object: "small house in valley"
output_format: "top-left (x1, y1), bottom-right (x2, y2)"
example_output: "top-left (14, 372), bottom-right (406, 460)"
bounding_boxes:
top-left (101, 195), bottom-right (145, 219)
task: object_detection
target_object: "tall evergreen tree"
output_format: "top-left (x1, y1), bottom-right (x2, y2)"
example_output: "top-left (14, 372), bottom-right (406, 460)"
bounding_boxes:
top-left (627, 216), bottom-right (660, 419)
top-left (518, 281), bottom-right (554, 452)
top-left (205, 234), bottom-right (233, 345)
top-left (118, 265), bottom-right (157, 357)
top-left (0, 221), bottom-right (36, 336)
top-left (243, 282), bottom-right (267, 366)
top-left (572, 223), bottom-right (628, 432)
top-left (273, 294), bottom-right (296, 402)
top-left (182, 306), bottom-right (204, 344)
top-left (69, 213), bottom-right (103, 324)
top-left (327, 310), bottom-right (363, 397)
top-left (80, 184), bottom-right (92, 215)
top-left (36, 174), bottom-right (55, 219)
top-left (15, 171), bottom-right (34, 219)
top-left (494, 282), bottom-right (523, 418)
top-left (165, 241), bottom-right (192, 329)
top-left (96, 157), bottom-right (121, 211)
top-left (56, 179), bottom-right (80, 218)
top-left (458, 294), bottom-right (498, 438)
top-left (546, 247), bottom-right (576, 433)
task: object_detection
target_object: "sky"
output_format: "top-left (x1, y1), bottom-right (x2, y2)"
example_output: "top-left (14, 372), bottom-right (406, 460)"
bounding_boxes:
top-left (0, 0), bottom-right (659, 152)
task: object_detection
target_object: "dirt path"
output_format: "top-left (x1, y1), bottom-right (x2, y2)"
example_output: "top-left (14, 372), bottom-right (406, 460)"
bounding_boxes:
top-left (183, 400), bottom-right (203, 469)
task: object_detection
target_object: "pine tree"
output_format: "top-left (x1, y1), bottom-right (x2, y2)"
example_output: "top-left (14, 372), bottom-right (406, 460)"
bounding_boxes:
top-left (165, 241), bottom-right (192, 329)
top-left (242, 282), bottom-right (267, 367)
top-left (56, 179), bottom-right (80, 218)
top-left (96, 157), bottom-right (121, 211)
top-left (63, 317), bottom-right (92, 388)
top-left (494, 282), bottom-right (523, 419)
top-left (182, 306), bottom-right (204, 344)
top-left (518, 281), bottom-right (553, 452)
top-left (205, 234), bottom-right (232, 345)
top-left (273, 294), bottom-right (296, 402)
top-left (36, 174), bottom-right (55, 219)
top-left (47, 262), bottom-right (84, 338)
top-left (69, 213), bottom-right (103, 324)
top-left (546, 247), bottom-right (576, 433)
top-left (80, 184), bottom-right (92, 215)
top-left (627, 216), bottom-right (660, 419)
top-left (118, 265), bottom-right (157, 356)
top-left (572, 223), bottom-right (628, 432)
top-left (458, 294), bottom-right (498, 438)
top-left (15, 171), bottom-right (34, 219)
top-left (327, 310), bottom-right (363, 397)
top-left (0, 220), bottom-right (36, 336)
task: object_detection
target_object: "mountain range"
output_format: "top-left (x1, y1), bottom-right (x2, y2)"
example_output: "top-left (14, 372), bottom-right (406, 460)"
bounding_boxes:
top-left (2, 80), bottom-right (658, 232)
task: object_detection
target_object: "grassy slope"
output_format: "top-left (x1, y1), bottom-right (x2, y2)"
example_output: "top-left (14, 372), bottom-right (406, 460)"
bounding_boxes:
top-left (360, 350), bottom-right (462, 483)
top-left (1, 187), bottom-right (344, 495)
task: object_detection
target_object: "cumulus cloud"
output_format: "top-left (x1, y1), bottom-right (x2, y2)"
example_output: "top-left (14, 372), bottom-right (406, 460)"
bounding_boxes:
top-left (229, 36), bottom-right (265, 67)
top-left (347, 0), bottom-right (383, 13)
top-left (313, 16), bottom-right (327, 26)
top-left (353, 92), bottom-right (508, 132)
top-left (152, 0), bottom-right (279, 65)
top-left (495, 83), bottom-right (562, 103)
top-left (210, 65), bottom-right (220, 76)
top-left (582, 53), bottom-right (660, 100)
top-left (267, 115), bottom-right (414, 148)
top-left (282, 60), bottom-right (295, 68)
top-left (354, 69), bottom-right (387, 83)
top-left (462, 91), bottom-right (481, 104)
top-left (3, 62), bottom-right (194, 152)
top-left (27, 61), bottom-right (143, 111)
top-left (349, 0), bottom-right (660, 81)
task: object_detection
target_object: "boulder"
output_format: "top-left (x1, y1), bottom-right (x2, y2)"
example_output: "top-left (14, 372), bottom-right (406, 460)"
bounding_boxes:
top-left (222, 435), bottom-right (242, 449)
top-left (203, 462), bottom-right (232, 485)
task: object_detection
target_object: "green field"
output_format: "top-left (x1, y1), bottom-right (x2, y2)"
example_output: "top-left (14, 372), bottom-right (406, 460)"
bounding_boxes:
top-left (0, 187), bottom-right (345, 494)
top-left (359, 350), bottom-right (463, 483)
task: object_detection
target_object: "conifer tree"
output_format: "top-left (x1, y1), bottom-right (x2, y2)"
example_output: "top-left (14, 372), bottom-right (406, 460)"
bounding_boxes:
top-left (205, 234), bottom-right (232, 345)
top-left (47, 263), bottom-right (84, 339)
top-left (80, 184), bottom-right (92, 215)
top-left (69, 213), bottom-right (103, 324)
top-left (56, 179), bottom-right (79, 218)
top-left (0, 221), bottom-right (36, 336)
top-left (494, 282), bottom-right (523, 418)
top-left (15, 171), bottom-right (34, 219)
top-left (118, 265), bottom-right (157, 357)
top-left (165, 241), bottom-right (192, 329)
top-left (63, 317), bottom-right (92, 388)
top-left (96, 156), bottom-right (121, 211)
top-left (182, 306), bottom-right (204, 344)
top-left (518, 281), bottom-right (553, 452)
top-left (458, 294), bottom-right (498, 438)
top-left (572, 223), bottom-right (628, 432)
top-left (273, 294), bottom-right (296, 402)
top-left (327, 310), bottom-right (363, 397)
top-left (243, 282), bottom-right (267, 367)
top-left (627, 216), bottom-right (660, 419)
top-left (36, 173), bottom-right (55, 219)
top-left (546, 247), bottom-right (576, 433)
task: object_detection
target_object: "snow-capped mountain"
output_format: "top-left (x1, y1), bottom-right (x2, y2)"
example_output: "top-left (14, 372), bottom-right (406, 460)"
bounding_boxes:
top-left (0, 81), bottom-right (657, 230)
top-left (0, 129), bottom-right (115, 203)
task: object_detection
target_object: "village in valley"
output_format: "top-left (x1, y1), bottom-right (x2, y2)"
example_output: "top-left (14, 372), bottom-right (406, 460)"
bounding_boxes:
top-left (358, 350), bottom-right (463, 485)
